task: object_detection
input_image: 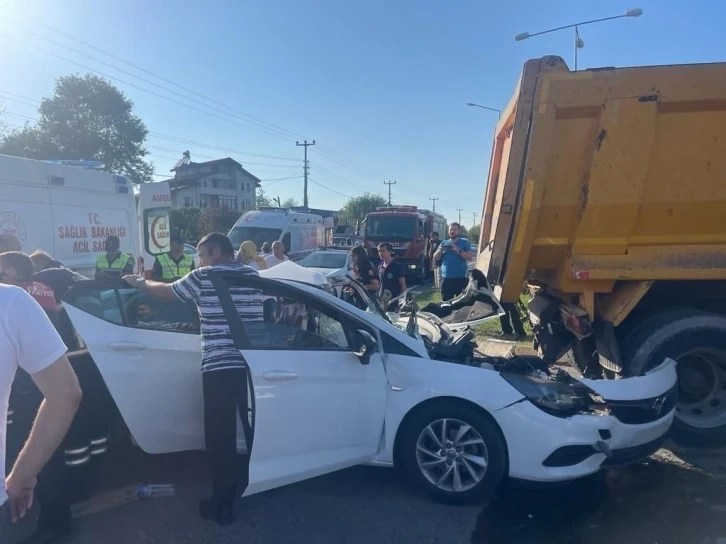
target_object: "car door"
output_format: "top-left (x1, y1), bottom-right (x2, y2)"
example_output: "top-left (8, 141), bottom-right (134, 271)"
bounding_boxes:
top-left (63, 280), bottom-right (204, 454)
top-left (210, 271), bottom-right (388, 497)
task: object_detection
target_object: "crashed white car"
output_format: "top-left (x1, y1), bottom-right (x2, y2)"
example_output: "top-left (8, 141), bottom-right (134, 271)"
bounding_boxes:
top-left (42, 261), bottom-right (676, 504)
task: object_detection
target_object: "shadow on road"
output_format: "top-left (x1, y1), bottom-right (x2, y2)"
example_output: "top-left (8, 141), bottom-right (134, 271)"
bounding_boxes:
top-left (472, 451), bottom-right (726, 544)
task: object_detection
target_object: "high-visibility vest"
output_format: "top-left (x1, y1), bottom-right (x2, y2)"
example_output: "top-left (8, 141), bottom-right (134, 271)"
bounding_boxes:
top-left (156, 253), bottom-right (194, 279)
top-left (96, 252), bottom-right (131, 274)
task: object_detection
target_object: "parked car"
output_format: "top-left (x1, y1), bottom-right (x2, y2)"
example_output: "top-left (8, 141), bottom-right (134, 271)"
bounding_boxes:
top-left (298, 247), bottom-right (352, 281)
top-left (41, 262), bottom-right (676, 505)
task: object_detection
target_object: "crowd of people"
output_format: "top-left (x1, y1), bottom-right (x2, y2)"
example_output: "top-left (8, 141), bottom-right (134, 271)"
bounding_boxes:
top-left (0, 225), bottom-right (526, 540)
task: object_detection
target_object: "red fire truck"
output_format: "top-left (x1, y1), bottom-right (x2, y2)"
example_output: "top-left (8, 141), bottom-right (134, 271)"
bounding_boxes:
top-left (362, 205), bottom-right (447, 282)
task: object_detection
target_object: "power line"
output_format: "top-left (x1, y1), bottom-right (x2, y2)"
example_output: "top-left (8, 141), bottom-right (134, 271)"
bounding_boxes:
top-left (457, 208), bottom-right (463, 224)
top-left (429, 196), bottom-right (439, 213)
top-left (1, 35), bottom-right (307, 144)
top-left (308, 177), bottom-right (353, 199)
top-left (0, 5), bottom-right (310, 142)
top-left (16, 27), bottom-right (302, 142)
top-left (0, 7), bottom-right (392, 183)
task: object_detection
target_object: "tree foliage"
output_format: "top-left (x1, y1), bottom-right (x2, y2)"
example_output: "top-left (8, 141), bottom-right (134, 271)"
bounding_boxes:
top-left (170, 207), bottom-right (203, 243)
top-left (198, 207), bottom-right (240, 238)
top-left (467, 225), bottom-right (481, 244)
top-left (281, 197), bottom-right (299, 208)
top-left (339, 193), bottom-right (388, 221)
top-left (256, 188), bottom-right (272, 208)
top-left (0, 74), bottom-right (154, 183)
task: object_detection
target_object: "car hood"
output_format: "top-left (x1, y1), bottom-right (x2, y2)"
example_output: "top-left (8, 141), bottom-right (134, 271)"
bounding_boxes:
top-left (306, 267), bottom-right (346, 277)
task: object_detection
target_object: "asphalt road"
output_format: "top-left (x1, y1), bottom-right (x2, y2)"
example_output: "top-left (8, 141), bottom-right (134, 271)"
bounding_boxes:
top-left (8, 447), bottom-right (726, 544)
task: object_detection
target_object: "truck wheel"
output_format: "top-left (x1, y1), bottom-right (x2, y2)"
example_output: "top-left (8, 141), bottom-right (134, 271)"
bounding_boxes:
top-left (564, 337), bottom-right (601, 378)
top-left (619, 308), bottom-right (726, 448)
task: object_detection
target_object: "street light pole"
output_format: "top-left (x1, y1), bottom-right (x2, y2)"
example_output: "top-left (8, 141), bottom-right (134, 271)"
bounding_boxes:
top-left (514, 9), bottom-right (643, 70)
top-left (466, 103), bottom-right (501, 120)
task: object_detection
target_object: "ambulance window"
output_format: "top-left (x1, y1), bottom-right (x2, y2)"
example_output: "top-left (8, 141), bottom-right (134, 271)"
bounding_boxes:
top-left (282, 233), bottom-right (291, 254)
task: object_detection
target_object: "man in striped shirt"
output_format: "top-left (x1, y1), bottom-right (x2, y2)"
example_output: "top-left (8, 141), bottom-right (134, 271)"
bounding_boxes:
top-left (123, 232), bottom-right (263, 526)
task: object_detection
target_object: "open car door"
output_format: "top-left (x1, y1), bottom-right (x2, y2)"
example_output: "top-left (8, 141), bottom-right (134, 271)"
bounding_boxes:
top-left (63, 279), bottom-right (204, 454)
top-left (209, 270), bottom-right (388, 497)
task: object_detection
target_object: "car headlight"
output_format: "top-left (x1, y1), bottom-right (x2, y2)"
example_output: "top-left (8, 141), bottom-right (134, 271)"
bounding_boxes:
top-left (501, 373), bottom-right (609, 418)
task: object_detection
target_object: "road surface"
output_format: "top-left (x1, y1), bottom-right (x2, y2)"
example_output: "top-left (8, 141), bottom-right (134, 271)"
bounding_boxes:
top-left (8, 447), bottom-right (726, 544)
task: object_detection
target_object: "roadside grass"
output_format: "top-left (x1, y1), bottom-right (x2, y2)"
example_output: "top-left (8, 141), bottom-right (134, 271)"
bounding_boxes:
top-left (411, 284), bottom-right (533, 342)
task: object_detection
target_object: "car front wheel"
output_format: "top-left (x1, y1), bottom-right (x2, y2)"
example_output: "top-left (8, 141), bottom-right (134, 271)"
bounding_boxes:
top-left (399, 402), bottom-right (507, 504)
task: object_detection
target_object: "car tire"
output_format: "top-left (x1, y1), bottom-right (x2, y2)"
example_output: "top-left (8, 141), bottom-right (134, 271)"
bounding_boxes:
top-left (399, 402), bottom-right (507, 504)
top-left (619, 308), bottom-right (726, 448)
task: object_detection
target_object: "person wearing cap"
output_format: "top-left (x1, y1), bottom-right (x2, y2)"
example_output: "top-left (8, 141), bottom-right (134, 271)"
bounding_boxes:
top-left (151, 234), bottom-right (195, 281)
top-left (95, 236), bottom-right (134, 279)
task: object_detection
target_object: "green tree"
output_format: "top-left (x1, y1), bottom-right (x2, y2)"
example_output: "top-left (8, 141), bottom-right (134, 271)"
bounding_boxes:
top-left (198, 207), bottom-right (240, 238)
top-left (340, 193), bottom-right (387, 221)
top-left (0, 74), bottom-right (154, 183)
top-left (171, 207), bottom-right (202, 243)
top-left (468, 224), bottom-right (481, 244)
top-left (281, 197), bottom-right (299, 208)
top-left (256, 188), bottom-right (272, 208)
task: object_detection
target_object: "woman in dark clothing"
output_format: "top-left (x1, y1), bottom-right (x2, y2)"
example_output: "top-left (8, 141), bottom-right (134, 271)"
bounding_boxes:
top-left (350, 246), bottom-right (379, 293)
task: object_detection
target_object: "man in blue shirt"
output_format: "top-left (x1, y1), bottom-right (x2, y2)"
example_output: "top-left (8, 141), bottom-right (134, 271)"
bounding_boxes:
top-left (432, 223), bottom-right (475, 300)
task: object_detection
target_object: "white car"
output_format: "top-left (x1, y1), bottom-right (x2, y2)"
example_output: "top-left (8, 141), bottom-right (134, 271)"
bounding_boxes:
top-left (298, 247), bottom-right (352, 281)
top-left (53, 261), bottom-right (677, 504)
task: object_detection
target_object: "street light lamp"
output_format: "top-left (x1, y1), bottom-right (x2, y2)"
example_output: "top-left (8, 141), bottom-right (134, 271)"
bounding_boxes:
top-left (514, 9), bottom-right (643, 70)
top-left (466, 102), bottom-right (501, 120)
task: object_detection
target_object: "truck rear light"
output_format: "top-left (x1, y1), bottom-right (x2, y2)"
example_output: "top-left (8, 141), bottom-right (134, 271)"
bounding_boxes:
top-left (560, 306), bottom-right (593, 339)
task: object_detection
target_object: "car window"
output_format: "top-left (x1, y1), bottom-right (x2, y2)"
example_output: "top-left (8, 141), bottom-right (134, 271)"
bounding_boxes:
top-left (67, 284), bottom-right (200, 334)
top-left (247, 285), bottom-right (350, 351)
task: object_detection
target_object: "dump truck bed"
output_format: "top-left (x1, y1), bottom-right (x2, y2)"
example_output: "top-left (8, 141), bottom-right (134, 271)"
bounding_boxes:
top-left (477, 56), bottom-right (726, 304)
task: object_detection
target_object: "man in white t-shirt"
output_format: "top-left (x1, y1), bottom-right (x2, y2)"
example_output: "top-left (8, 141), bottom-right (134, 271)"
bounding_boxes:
top-left (0, 284), bottom-right (82, 534)
top-left (264, 241), bottom-right (289, 268)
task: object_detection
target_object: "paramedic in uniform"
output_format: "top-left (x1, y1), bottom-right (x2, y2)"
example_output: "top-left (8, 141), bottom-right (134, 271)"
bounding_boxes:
top-left (151, 233), bottom-right (195, 280)
top-left (95, 235), bottom-right (134, 279)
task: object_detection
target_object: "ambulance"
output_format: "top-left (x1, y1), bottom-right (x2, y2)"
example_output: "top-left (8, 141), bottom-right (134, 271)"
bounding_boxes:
top-left (0, 154), bottom-right (172, 277)
top-left (228, 207), bottom-right (324, 261)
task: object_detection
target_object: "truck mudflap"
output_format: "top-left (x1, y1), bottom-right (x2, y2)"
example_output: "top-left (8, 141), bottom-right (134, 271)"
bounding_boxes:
top-left (580, 358), bottom-right (677, 402)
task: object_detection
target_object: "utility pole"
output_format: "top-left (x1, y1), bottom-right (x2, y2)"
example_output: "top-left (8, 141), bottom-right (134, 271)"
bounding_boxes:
top-left (472, 211), bottom-right (478, 225)
top-left (429, 196), bottom-right (439, 213)
top-left (457, 208), bottom-right (463, 224)
top-left (383, 180), bottom-right (396, 206)
top-left (296, 140), bottom-right (316, 208)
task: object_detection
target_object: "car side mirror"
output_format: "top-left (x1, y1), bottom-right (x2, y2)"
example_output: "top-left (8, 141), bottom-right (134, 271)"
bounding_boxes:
top-left (353, 329), bottom-right (378, 365)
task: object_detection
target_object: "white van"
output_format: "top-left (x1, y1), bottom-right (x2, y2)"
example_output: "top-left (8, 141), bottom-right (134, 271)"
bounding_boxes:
top-left (0, 154), bottom-right (172, 278)
top-left (228, 207), bottom-right (324, 261)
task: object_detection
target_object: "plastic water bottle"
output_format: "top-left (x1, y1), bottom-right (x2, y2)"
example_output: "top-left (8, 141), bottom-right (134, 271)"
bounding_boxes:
top-left (136, 484), bottom-right (176, 499)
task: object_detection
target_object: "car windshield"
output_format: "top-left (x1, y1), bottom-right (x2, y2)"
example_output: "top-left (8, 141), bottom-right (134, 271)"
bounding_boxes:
top-left (300, 252), bottom-right (348, 269)
top-left (228, 226), bottom-right (283, 249)
top-left (365, 217), bottom-right (416, 240)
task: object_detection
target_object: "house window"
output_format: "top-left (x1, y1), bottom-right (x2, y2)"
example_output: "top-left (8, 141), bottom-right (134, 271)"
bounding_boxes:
top-left (200, 197), bottom-right (208, 208)
top-left (246, 182), bottom-right (250, 192)
top-left (241, 199), bottom-right (251, 210)
top-left (218, 196), bottom-right (237, 209)
top-left (183, 197), bottom-right (194, 207)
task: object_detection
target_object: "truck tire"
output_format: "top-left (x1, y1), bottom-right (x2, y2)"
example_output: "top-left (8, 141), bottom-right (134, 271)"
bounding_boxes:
top-left (619, 308), bottom-right (726, 448)
top-left (564, 337), bottom-right (601, 378)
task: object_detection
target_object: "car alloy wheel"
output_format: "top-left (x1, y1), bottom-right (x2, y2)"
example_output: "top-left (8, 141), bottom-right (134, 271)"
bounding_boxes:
top-left (415, 418), bottom-right (489, 492)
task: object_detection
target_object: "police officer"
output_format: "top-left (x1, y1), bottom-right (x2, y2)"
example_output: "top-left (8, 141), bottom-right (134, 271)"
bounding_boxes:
top-left (151, 233), bottom-right (194, 280)
top-left (95, 236), bottom-right (134, 279)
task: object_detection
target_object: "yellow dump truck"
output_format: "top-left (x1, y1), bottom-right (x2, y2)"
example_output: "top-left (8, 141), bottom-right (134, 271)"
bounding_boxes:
top-left (477, 55), bottom-right (726, 447)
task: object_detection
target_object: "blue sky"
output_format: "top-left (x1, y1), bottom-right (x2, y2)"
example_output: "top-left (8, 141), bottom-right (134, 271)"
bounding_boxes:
top-left (0, 0), bottom-right (722, 225)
